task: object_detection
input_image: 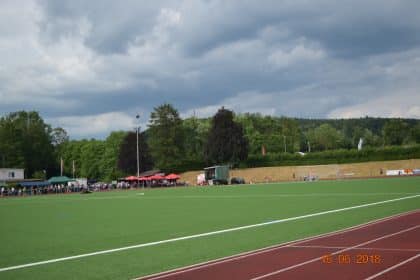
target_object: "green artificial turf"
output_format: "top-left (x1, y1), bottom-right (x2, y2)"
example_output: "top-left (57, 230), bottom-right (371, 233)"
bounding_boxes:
top-left (0, 177), bottom-right (419, 279)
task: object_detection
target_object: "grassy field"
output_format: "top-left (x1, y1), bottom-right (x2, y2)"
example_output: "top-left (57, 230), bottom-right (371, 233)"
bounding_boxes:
top-left (1, 177), bottom-right (419, 279)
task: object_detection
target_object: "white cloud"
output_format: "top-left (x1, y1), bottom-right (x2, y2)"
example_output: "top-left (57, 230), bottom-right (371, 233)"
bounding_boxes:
top-left (182, 88), bottom-right (312, 118)
top-left (0, 2), bottom-right (104, 98)
top-left (328, 88), bottom-right (420, 119)
top-left (158, 8), bottom-right (181, 27)
top-left (49, 111), bottom-right (142, 138)
top-left (1, 1), bottom-right (420, 139)
top-left (268, 44), bottom-right (325, 69)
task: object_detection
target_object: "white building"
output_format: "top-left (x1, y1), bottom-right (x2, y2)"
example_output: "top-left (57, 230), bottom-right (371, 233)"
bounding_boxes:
top-left (0, 168), bottom-right (24, 181)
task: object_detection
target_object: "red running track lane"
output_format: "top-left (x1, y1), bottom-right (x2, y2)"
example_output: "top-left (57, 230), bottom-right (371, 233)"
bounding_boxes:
top-left (136, 210), bottom-right (420, 280)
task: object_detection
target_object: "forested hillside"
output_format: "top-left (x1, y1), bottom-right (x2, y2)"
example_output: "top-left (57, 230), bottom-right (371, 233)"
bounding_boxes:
top-left (1, 107), bottom-right (419, 180)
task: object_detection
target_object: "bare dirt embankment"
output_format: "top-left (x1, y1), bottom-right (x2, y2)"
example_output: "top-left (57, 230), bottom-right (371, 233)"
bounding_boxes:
top-left (180, 159), bottom-right (420, 185)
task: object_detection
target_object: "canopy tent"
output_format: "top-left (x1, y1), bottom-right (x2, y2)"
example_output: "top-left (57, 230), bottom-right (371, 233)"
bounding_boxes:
top-left (138, 177), bottom-right (150, 181)
top-left (165, 173), bottom-right (180, 180)
top-left (48, 176), bottom-right (75, 184)
top-left (125, 176), bottom-right (139, 181)
top-left (148, 174), bottom-right (165, 180)
top-left (138, 170), bottom-right (161, 177)
top-left (19, 181), bottom-right (50, 187)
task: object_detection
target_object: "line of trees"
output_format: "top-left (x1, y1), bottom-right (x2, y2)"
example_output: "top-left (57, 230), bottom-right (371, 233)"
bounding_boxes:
top-left (1, 107), bottom-right (419, 180)
top-left (0, 111), bottom-right (58, 178)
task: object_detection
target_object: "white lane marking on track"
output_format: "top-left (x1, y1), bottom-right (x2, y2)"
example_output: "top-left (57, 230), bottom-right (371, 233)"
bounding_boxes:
top-left (0, 195), bottom-right (419, 273)
top-left (1, 192), bottom-right (418, 204)
top-left (135, 210), bottom-right (419, 280)
top-left (250, 225), bottom-right (420, 280)
top-left (363, 254), bottom-right (420, 280)
top-left (133, 193), bottom-right (420, 200)
top-left (289, 245), bottom-right (420, 252)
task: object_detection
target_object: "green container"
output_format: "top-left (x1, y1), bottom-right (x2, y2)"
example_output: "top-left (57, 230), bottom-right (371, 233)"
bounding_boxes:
top-left (204, 165), bottom-right (230, 185)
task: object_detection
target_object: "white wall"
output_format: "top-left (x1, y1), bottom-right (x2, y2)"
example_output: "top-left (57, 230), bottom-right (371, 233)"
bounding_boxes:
top-left (0, 168), bottom-right (24, 180)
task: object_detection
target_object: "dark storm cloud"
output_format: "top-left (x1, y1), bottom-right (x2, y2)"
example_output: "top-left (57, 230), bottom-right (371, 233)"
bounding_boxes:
top-left (1, 0), bottom-right (420, 138)
top-left (296, 13), bottom-right (420, 58)
top-left (38, 0), bottom-right (167, 54)
top-left (167, 1), bottom-right (420, 59)
top-left (36, 0), bottom-right (420, 58)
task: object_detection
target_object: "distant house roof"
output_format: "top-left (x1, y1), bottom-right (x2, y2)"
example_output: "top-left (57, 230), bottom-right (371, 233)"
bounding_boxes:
top-left (0, 168), bottom-right (24, 171)
top-left (19, 181), bottom-right (50, 187)
top-left (138, 170), bottom-right (161, 177)
top-left (204, 165), bottom-right (228, 170)
top-left (3, 178), bottom-right (42, 183)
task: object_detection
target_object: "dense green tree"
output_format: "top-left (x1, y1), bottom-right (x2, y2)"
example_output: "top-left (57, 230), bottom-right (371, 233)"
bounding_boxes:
top-left (182, 117), bottom-right (208, 161)
top-left (279, 117), bottom-right (301, 152)
top-left (118, 131), bottom-right (153, 175)
top-left (32, 170), bottom-right (47, 180)
top-left (383, 119), bottom-right (409, 145)
top-left (205, 107), bottom-right (248, 165)
top-left (101, 131), bottom-right (127, 180)
top-left (79, 140), bottom-right (105, 179)
top-left (59, 140), bottom-right (83, 177)
top-left (0, 116), bottom-right (24, 168)
top-left (349, 126), bottom-right (364, 148)
top-left (236, 113), bottom-right (282, 154)
top-left (236, 114), bottom-right (301, 154)
top-left (59, 139), bottom-right (107, 179)
top-left (2, 109), bottom-right (419, 179)
top-left (0, 111), bottom-right (55, 177)
top-left (235, 114), bottom-right (259, 154)
top-left (410, 123), bottom-right (420, 143)
top-left (147, 103), bottom-right (185, 170)
top-left (58, 132), bottom-right (127, 180)
top-left (307, 124), bottom-right (344, 151)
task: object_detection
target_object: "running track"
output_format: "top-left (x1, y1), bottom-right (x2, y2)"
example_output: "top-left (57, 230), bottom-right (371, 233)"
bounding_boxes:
top-left (137, 210), bottom-right (420, 280)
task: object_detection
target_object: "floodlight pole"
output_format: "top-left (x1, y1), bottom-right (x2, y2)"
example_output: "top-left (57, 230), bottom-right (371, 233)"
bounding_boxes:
top-left (135, 114), bottom-right (141, 188)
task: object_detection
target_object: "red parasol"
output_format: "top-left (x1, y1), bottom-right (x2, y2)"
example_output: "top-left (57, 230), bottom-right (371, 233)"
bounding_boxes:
top-left (165, 173), bottom-right (180, 180)
top-left (138, 176), bottom-right (150, 181)
top-left (125, 175), bottom-right (138, 181)
top-left (148, 174), bottom-right (165, 180)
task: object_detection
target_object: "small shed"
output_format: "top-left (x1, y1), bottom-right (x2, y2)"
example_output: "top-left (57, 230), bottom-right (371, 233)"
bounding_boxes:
top-left (204, 165), bottom-right (230, 185)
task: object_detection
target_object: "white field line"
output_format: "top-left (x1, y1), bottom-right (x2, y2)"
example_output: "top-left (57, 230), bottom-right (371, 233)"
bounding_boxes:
top-left (363, 254), bottom-right (420, 280)
top-left (137, 210), bottom-right (418, 280)
top-left (132, 193), bottom-right (420, 200)
top-left (289, 245), bottom-right (420, 252)
top-left (250, 225), bottom-right (420, 280)
top-left (0, 194), bottom-right (419, 273)
top-left (1, 192), bottom-right (419, 204)
top-left (241, 176), bottom-right (420, 187)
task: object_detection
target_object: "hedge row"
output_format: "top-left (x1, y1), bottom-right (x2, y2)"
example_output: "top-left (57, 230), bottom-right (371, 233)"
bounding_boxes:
top-left (243, 145), bottom-right (420, 168)
top-left (167, 145), bottom-right (420, 173)
top-left (164, 158), bottom-right (207, 174)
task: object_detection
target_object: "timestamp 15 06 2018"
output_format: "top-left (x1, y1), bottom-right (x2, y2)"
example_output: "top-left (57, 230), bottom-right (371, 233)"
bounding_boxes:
top-left (321, 254), bottom-right (382, 265)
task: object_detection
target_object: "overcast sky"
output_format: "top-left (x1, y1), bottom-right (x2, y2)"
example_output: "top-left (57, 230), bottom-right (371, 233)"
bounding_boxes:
top-left (1, 0), bottom-right (420, 139)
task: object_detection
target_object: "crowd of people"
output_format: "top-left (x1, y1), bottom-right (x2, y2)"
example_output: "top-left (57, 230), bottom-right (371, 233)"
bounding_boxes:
top-left (0, 180), bottom-right (185, 198)
top-left (1, 181), bottom-right (138, 197)
top-left (1, 184), bottom-right (88, 197)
